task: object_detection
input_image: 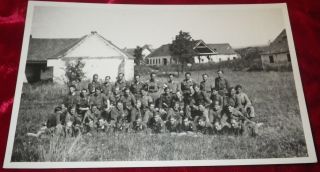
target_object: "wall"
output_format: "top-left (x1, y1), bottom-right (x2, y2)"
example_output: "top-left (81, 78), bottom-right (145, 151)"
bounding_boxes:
top-left (48, 57), bottom-right (134, 84)
top-left (194, 54), bottom-right (239, 63)
top-left (147, 56), bottom-right (173, 66)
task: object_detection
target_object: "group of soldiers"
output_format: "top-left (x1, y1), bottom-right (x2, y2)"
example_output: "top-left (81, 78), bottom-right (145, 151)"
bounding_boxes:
top-left (28, 70), bottom-right (262, 138)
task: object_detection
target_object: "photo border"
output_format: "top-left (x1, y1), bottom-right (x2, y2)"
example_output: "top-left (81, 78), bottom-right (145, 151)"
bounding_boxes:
top-left (3, 1), bottom-right (317, 168)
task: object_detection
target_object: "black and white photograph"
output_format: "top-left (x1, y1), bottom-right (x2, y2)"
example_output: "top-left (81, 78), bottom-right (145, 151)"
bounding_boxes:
top-left (3, 1), bottom-right (317, 168)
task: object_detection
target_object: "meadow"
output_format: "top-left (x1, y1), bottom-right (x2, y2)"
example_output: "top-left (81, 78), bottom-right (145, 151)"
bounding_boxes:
top-left (11, 70), bottom-right (308, 162)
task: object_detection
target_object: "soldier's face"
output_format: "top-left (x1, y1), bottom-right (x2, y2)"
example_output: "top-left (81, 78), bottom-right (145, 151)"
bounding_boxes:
top-left (92, 106), bottom-right (97, 112)
top-left (118, 74), bottom-right (123, 80)
top-left (231, 119), bottom-right (240, 128)
top-left (199, 120), bottom-right (205, 127)
top-left (218, 71), bottom-right (223, 78)
top-left (135, 76), bottom-right (140, 81)
top-left (170, 118), bottom-right (175, 124)
top-left (150, 104), bottom-right (155, 111)
top-left (69, 87), bottom-right (75, 93)
top-left (125, 90), bottom-right (130, 95)
top-left (183, 118), bottom-right (190, 125)
top-left (228, 106), bottom-right (234, 112)
top-left (117, 103), bottom-right (123, 110)
top-left (93, 75), bottom-right (98, 81)
top-left (176, 91), bottom-right (182, 98)
top-left (174, 103), bottom-right (179, 110)
top-left (114, 87), bottom-right (120, 94)
top-left (203, 75), bottom-right (208, 81)
top-left (169, 75), bottom-right (173, 81)
top-left (155, 115), bottom-right (161, 121)
top-left (199, 105), bottom-right (205, 111)
top-left (236, 87), bottom-right (242, 93)
top-left (212, 90), bottom-right (218, 95)
top-left (105, 77), bottom-right (110, 83)
top-left (142, 90), bottom-right (147, 96)
top-left (151, 74), bottom-right (156, 79)
top-left (96, 89), bottom-right (101, 94)
top-left (194, 86), bottom-right (200, 92)
top-left (70, 108), bottom-right (76, 115)
top-left (165, 89), bottom-right (170, 94)
top-left (81, 90), bottom-right (87, 95)
top-left (230, 88), bottom-right (236, 96)
top-left (185, 74), bottom-right (191, 80)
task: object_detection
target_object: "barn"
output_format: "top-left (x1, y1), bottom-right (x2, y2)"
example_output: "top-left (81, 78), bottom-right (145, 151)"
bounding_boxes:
top-left (260, 29), bottom-right (291, 70)
top-left (25, 31), bottom-right (135, 84)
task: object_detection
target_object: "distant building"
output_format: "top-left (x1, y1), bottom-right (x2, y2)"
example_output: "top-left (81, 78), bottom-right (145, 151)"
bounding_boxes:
top-left (260, 29), bottom-right (291, 69)
top-left (145, 40), bottom-right (239, 66)
top-left (26, 31), bottom-right (134, 83)
top-left (124, 44), bottom-right (153, 62)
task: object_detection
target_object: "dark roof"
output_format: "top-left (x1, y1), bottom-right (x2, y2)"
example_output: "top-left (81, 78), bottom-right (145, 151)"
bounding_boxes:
top-left (27, 37), bottom-right (81, 62)
top-left (27, 33), bottom-right (134, 62)
top-left (261, 29), bottom-right (289, 55)
top-left (146, 44), bottom-right (171, 58)
top-left (206, 43), bottom-right (236, 55)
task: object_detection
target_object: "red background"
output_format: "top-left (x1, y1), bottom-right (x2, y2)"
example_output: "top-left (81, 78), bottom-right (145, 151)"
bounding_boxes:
top-left (0, 0), bottom-right (319, 171)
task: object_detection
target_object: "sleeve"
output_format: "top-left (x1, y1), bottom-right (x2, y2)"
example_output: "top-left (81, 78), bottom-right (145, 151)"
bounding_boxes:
top-left (214, 78), bottom-right (218, 90)
top-left (158, 95), bottom-right (163, 108)
top-left (225, 79), bottom-right (230, 90)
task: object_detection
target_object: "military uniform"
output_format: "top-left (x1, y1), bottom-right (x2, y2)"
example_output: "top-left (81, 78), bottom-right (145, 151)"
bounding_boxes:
top-left (63, 93), bottom-right (79, 108)
top-left (214, 77), bottom-right (230, 96)
top-left (158, 92), bottom-right (174, 109)
top-left (210, 94), bottom-right (224, 107)
top-left (166, 80), bottom-right (180, 93)
top-left (120, 94), bottom-right (136, 111)
top-left (145, 79), bottom-right (160, 101)
top-left (167, 108), bottom-right (183, 122)
top-left (114, 79), bottom-right (128, 92)
top-left (88, 81), bottom-right (101, 94)
top-left (150, 117), bottom-right (165, 134)
top-left (130, 81), bottom-right (144, 98)
top-left (193, 91), bottom-right (211, 107)
top-left (200, 80), bottom-right (212, 94)
top-left (180, 121), bottom-right (196, 133)
top-left (140, 95), bottom-right (153, 110)
top-left (180, 79), bottom-right (195, 95)
top-left (77, 94), bottom-right (89, 116)
top-left (89, 93), bottom-right (109, 110)
top-left (101, 82), bottom-right (113, 96)
top-left (130, 106), bottom-right (142, 123)
top-left (165, 121), bottom-right (181, 133)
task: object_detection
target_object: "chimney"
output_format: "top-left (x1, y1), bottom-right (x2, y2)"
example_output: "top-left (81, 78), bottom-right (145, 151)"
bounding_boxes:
top-left (91, 31), bottom-right (97, 34)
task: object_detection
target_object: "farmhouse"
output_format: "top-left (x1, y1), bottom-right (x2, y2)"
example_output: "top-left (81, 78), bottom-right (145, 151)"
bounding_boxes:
top-left (260, 29), bottom-right (291, 69)
top-left (124, 44), bottom-right (153, 60)
top-left (145, 40), bottom-right (239, 66)
top-left (25, 31), bottom-right (134, 83)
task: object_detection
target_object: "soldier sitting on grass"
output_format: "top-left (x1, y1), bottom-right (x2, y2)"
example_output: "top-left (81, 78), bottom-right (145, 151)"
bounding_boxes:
top-left (165, 116), bottom-right (181, 134)
top-left (27, 106), bottom-right (64, 138)
top-left (149, 113), bottom-right (165, 134)
top-left (235, 84), bottom-right (255, 119)
top-left (180, 117), bottom-right (196, 135)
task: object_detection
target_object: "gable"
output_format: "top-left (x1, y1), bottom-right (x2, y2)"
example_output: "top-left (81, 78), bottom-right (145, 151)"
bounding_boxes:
top-left (62, 34), bottom-right (124, 58)
top-left (193, 40), bottom-right (216, 54)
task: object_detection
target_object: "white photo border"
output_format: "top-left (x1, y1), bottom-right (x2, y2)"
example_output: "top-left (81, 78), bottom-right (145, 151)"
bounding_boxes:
top-left (3, 1), bottom-right (317, 169)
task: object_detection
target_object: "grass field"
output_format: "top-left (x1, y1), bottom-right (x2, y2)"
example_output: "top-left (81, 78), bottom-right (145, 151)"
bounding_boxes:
top-left (11, 70), bottom-right (308, 162)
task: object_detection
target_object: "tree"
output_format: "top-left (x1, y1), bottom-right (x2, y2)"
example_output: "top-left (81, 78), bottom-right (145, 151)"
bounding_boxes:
top-left (133, 46), bottom-right (143, 65)
top-left (65, 60), bottom-right (85, 83)
top-left (169, 31), bottom-right (196, 75)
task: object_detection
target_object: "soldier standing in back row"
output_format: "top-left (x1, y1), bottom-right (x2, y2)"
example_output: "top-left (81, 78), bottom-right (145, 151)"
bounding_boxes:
top-left (215, 70), bottom-right (230, 96)
top-left (200, 73), bottom-right (213, 97)
top-left (145, 72), bottom-right (160, 102)
top-left (165, 73), bottom-right (180, 93)
top-left (88, 74), bottom-right (101, 95)
top-left (114, 73), bottom-right (128, 93)
top-left (101, 76), bottom-right (113, 97)
top-left (180, 72), bottom-right (195, 97)
top-left (130, 74), bottom-right (144, 99)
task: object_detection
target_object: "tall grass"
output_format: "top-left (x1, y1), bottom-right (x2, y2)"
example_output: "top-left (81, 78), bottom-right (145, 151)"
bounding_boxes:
top-left (11, 70), bottom-right (308, 162)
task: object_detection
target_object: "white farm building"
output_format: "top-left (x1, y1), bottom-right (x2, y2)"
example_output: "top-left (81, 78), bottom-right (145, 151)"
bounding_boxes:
top-left (145, 40), bottom-right (239, 66)
top-left (25, 31), bottom-right (134, 84)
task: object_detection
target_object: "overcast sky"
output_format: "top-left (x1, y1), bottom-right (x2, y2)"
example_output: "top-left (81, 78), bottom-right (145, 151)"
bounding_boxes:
top-left (31, 4), bottom-right (286, 49)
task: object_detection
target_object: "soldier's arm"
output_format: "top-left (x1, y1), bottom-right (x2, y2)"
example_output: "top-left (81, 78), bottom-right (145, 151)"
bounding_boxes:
top-left (244, 93), bottom-right (252, 107)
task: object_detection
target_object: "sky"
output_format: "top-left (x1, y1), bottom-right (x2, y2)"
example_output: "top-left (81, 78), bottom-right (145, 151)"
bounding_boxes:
top-left (31, 4), bottom-right (286, 49)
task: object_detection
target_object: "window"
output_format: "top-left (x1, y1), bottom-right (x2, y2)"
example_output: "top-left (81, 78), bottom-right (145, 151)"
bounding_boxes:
top-left (219, 58), bottom-right (221, 62)
top-left (287, 54), bottom-right (291, 62)
top-left (269, 55), bottom-right (274, 63)
top-left (233, 57), bottom-right (236, 60)
top-left (227, 58), bottom-right (230, 61)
